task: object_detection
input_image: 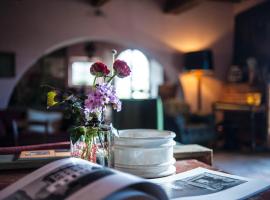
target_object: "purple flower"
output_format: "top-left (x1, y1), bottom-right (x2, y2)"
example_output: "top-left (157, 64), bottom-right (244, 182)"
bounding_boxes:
top-left (84, 83), bottom-right (121, 113)
top-left (113, 60), bottom-right (131, 78)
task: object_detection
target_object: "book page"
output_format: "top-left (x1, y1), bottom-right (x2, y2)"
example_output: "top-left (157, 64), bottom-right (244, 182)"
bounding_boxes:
top-left (0, 158), bottom-right (167, 200)
top-left (150, 167), bottom-right (270, 200)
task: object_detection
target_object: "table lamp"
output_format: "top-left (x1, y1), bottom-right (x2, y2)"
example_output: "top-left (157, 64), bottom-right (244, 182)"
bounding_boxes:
top-left (183, 50), bottom-right (213, 112)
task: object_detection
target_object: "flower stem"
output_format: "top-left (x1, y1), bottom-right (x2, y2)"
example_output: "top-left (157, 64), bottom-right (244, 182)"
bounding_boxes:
top-left (107, 74), bottom-right (116, 83)
top-left (98, 132), bottom-right (104, 149)
top-left (111, 49), bottom-right (117, 76)
top-left (112, 49), bottom-right (117, 64)
top-left (93, 76), bottom-right (97, 86)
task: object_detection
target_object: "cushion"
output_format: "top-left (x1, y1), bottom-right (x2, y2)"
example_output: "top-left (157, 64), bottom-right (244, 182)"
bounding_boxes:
top-left (163, 98), bottom-right (190, 117)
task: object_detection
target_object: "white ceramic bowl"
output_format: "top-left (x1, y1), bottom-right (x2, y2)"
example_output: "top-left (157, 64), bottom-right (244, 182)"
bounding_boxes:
top-left (113, 145), bottom-right (174, 165)
top-left (115, 129), bottom-right (176, 148)
top-left (113, 129), bottom-right (176, 177)
top-left (114, 158), bottom-right (176, 173)
top-left (114, 164), bottom-right (176, 178)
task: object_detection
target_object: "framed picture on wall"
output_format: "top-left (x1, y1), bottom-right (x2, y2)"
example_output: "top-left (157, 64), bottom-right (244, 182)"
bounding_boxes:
top-left (0, 52), bottom-right (15, 77)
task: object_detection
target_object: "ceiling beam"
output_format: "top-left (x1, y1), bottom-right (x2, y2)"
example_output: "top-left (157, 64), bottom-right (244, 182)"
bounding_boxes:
top-left (163, 0), bottom-right (243, 14)
top-left (163, 0), bottom-right (205, 14)
top-left (211, 0), bottom-right (243, 2)
top-left (88, 0), bottom-right (110, 7)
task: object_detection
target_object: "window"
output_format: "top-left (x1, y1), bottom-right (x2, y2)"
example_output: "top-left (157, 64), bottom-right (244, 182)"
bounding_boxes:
top-left (68, 57), bottom-right (95, 86)
top-left (115, 49), bottom-right (164, 99)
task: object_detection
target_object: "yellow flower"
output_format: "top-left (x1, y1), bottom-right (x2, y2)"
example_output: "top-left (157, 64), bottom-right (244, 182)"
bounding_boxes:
top-left (47, 90), bottom-right (58, 108)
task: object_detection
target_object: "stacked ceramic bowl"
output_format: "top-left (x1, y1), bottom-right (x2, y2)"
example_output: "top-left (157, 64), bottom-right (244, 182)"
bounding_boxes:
top-left (113, 129), bottom-right (176, 178)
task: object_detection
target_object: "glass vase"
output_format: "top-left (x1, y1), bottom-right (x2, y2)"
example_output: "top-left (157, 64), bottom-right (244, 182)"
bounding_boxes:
top-left (70, 125), bottom-right (114, 167)
top-left (95, 123), bottom-right (116, 167)
top-left (70, 126), bottom-right (97, 163)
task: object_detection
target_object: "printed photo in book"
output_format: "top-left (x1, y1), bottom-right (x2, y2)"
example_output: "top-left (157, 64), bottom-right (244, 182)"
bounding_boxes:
top-left (158, 172), bottom-right (246, 198)
top-left (151, 168), bottom-right (270, 200)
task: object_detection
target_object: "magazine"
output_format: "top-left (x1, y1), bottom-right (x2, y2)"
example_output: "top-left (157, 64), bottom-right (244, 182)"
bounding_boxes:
top-left (19, 149), bottom-right (70, 159)
top-left (0, 150), bottom-right (70, 170)
top-left (0, 158), bottom-right (269, 200)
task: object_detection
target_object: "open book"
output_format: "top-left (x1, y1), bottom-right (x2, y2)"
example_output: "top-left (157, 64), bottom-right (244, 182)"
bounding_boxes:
top-left (151, 168), bottom-right (270, 200)
top-left (0, 158), bottom-right (269, 200)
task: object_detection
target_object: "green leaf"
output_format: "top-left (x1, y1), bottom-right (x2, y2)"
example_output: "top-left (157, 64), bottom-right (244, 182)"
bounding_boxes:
top-left (69, 126), bottom-right (99, 144)
top-left (69, 126), bottom-right (86, 144)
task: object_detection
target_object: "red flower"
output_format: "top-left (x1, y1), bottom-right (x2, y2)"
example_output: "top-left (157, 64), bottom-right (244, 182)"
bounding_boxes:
top-left (90, 62), bottom-right (110, 77)
top-left (113, 60), bottom-right (131, 78)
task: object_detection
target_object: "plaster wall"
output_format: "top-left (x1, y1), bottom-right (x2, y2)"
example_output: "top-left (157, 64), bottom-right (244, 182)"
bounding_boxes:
top-left (0, 0), bottom-right (235, 112)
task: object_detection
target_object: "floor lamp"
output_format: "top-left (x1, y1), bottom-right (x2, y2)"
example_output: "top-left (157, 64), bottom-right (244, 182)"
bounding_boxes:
top-left (183, 50), bottom-right (213, 112)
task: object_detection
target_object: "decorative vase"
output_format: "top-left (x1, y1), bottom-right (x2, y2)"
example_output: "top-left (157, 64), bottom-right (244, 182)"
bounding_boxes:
top-left (96, 125), bottom-right (114, 167)
top-left (70, 124), bottom-right (114, 167)
top-left (46, 55), bottom-right (131, 168)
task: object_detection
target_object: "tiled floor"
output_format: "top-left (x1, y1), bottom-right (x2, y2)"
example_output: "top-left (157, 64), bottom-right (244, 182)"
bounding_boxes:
top-left (213, 151), bottom-right (270, 181)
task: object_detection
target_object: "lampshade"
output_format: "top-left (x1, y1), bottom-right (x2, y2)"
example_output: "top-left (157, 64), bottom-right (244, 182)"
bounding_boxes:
top-left (183, 50), bottom-right (213, 71)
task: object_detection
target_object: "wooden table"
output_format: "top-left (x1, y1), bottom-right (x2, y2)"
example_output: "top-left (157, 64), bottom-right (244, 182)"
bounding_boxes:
top-left (0, 159), bottom-right (269, 199)
top-left (174, 144), bottom-right (213, 165)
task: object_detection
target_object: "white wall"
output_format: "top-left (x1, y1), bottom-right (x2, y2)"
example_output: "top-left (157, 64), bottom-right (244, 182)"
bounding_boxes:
top-left (0, 0), bottom-right (235, 109)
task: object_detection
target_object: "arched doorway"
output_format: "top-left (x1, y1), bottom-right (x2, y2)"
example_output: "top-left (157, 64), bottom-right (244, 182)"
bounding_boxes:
top-left (9, 42), bottom-right (164, 108)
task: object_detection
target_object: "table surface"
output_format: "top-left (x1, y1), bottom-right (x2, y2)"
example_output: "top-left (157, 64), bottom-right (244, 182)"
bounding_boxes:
top-left (0, 159), bottom-right (269, 199)
top-left (174, 144), bottom-right (213, 165)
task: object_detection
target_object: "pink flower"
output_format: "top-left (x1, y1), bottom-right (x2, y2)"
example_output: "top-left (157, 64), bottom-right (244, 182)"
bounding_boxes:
top-left (113, 60), bottom-right (131, 78)
top-left (90, 62), bottom-right (110, 77)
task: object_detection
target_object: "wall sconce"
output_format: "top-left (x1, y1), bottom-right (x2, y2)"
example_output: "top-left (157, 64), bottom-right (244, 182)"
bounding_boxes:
top-left (183, 50), bottom-right (213, 112)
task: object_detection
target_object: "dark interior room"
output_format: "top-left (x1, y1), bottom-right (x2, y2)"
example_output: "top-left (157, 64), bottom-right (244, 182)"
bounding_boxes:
top-left (0, 0), bottom-right (270, 199)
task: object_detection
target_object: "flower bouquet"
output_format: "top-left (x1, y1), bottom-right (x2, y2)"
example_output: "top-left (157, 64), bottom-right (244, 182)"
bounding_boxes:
top-left (46, 50), bottom-right (131, 166)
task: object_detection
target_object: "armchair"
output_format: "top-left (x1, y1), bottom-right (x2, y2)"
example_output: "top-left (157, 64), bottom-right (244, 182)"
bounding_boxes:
top-left (158, 84), bottom-right (216, 145)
